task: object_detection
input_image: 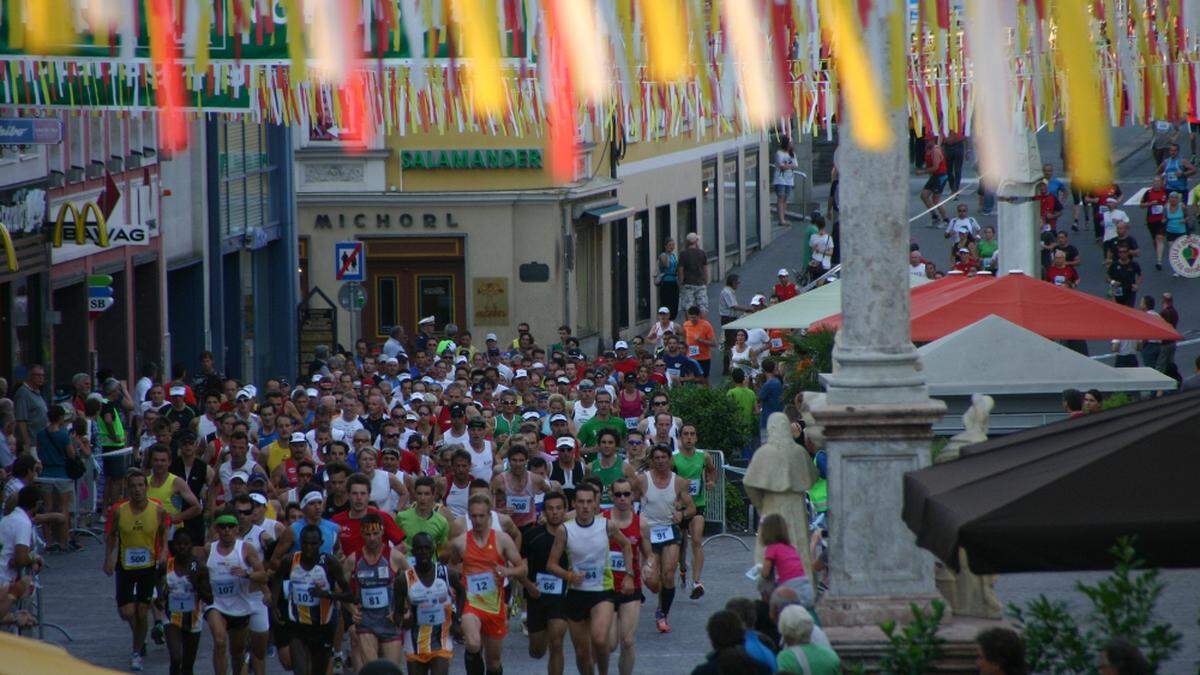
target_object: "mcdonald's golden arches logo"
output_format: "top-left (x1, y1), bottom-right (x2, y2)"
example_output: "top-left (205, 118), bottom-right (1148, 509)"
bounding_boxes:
top-left (0, 223), bottom-right (15, 272)
top-left (51, 201), bottom-right (110, 248)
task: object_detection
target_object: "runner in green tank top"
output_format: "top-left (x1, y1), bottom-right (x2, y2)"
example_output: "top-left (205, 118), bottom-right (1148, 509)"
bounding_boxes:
top-left (672, 423), bottom-right (716, 600)
top-left (586, 429), bottom-right (638, 506)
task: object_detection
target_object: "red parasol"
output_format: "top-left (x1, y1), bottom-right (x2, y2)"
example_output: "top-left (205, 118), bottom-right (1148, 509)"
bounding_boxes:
top-left (811, 272), bottom-right (1181, 341)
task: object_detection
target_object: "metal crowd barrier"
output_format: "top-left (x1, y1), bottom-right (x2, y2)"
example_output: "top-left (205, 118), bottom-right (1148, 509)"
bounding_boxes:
top-left (701, 450), bottom-right (749, 551)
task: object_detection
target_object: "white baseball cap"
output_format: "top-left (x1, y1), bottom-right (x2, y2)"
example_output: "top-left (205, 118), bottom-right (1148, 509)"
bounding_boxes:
top-left (614, 340), bottom-right (628, 350)
top-left (531, 362), bottom-right (545, 370)
top-left (750, 295), bottom-right (766, 306)
top-left (230, 471), bottom-right (250, 483)
top-left (290, 432), bottom-right (307, 444)
top-left (556, 436), bottom-right (575, 449)
top-left (418, 315), bottom-right (436, 325)
top-left (305, 387), bottom-right (319, 397)
top-left (657, 306), bottom-right (670, 314)
top-left (312, 374), bottom-right (323, 382)
top-left (485, 333), bottom-right (498, 342)
top-left (300, 491), bottom-right (324, 508)
top-left (550, 413), bottom-right (569, 423)
top-left (169, 386), bottom-right (186, 397)
top-left (777, 268), bottom-right (789, 276)
top-left (515, 369), bottom-right (529, 379)
top-left (249, 493), bottom-right (268, 506)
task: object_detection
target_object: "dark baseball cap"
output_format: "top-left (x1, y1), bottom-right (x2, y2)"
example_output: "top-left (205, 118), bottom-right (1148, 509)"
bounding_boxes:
top-left (449, 403), bottom-right (467, 417)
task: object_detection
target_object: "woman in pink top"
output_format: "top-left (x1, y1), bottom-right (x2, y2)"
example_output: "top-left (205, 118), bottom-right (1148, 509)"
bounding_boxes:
top-left (758, 513), bottom-right (814, 607)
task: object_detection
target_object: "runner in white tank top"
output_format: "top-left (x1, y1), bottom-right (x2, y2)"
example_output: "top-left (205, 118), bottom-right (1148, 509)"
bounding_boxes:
top-left (637, 445), bottom-right (697, 634)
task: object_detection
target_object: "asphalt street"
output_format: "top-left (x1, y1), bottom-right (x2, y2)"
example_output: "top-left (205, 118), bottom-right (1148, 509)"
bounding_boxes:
top-left (27, 532), bottom-right (757, 674)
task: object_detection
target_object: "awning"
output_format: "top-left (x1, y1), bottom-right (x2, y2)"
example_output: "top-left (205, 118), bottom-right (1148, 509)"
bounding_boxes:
top-left (726, 274), bottom-right (932, 330)
top-left (903, 389), bottom-right (1200, 573)
top-left (578, 203), bottom-right (634, 225)
top-left (813, 272), bottom-right (1182, 341)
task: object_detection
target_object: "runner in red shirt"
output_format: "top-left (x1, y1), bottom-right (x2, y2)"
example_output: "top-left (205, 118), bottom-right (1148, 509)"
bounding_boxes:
top-left (332, 474), bottom-right (406, 558)
top-left (1140, 176), bottom-right (1169, 268)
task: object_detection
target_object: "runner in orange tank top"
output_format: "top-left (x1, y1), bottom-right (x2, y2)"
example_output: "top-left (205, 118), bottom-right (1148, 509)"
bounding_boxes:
top-left (448, 493), bottom-right (525, 675)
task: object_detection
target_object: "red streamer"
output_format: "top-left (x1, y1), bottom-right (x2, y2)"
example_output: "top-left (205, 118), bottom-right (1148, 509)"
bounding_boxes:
top-left (147, 0), bottom-right (188, 150)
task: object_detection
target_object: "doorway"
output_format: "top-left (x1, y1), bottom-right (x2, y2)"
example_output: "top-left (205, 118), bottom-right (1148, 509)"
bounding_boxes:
top-left (361, 237), bottom-right (466, 340)
top-left (610, 218), bottom-right (629, 339)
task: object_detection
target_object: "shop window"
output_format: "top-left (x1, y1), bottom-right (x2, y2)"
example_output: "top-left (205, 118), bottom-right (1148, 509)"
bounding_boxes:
top-left (218, 120), bottom-right (275, 239)
top-left (298, 237), bottom-right (310, 298)
top-left (635, 210), bottom-right (651, 322)
top-left (417, 275), bottom-right (455, 328)
top-left (108, 114), bottom-right (124, 162)
top-left (723, 154), bottom-right (740, 253)
top-left (575, 225), bottom-right (603, 336)
top-left (376, 275), bottom-right (398, 336)
top-left (88, 115), bottom-right (104, 166)
top-left (701, 159), bottom-right (718, 259)
top-left (677, 198), bottom-right (696, 237)
top-left (745, 146), bottom-right (761, 248)
top-left (67, 115), bottom-right (84, 172)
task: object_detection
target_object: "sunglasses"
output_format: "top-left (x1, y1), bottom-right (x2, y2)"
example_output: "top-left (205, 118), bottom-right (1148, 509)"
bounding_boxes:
top-left (612, 491), bottom-right (632, 498)
top-left (653, 401), bottom-right (668, 406)
top-left (237, 509), bottom-right (254, 516)
top-left (385, 433), bottom-right (400, 438)
top-left (627, 440), bottom-right (644, 446)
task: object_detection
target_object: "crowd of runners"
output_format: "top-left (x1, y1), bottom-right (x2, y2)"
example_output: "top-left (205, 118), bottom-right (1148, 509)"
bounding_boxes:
top-left (0, 321), bottom-right (733, 675)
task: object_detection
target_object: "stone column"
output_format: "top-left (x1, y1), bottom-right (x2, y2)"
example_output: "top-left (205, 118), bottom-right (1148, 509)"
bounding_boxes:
top-left (810, 2), bottom-right (946, 627)
top-left (996, 122), bottom-right (1043, 275)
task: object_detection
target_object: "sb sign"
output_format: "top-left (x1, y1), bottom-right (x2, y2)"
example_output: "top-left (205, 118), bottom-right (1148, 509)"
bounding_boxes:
top-left (87, 274), bottom-right (114, 318)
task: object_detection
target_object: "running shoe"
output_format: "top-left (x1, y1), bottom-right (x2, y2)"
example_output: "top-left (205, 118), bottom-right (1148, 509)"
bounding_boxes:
top-left (690, 582), bottom-right (706, 600)
top-left (150, 621), bottom-right (165, 645)
top-left (1157, 263), bottom-right (1163, 271)
top-left (332, 654), bottom-right (344, 675)
top-left (655, 610), bottom-right (671, 634)
top-left (130, 652), bottom-right (143, 672)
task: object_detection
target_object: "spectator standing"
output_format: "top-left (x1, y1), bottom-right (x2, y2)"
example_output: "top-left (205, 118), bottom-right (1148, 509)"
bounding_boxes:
top-left (775, 605), bottom-right (840, 675)
top-left (774, 269), bottom-right (799, 301)
top-left (807, 220), bottom-right (835, 284)
top-left (382, 325), bottom-right (407, 359)
top-left (677, 233), bottom-right (709, 318)
top-left (12, 364), bottom-right (47, 455)
top-left (1151, 119), bottom-right (1180, 166)
top-left (1137, 297), bottom-right (1162, 370)
top-left (719, 274), bottom-right (753, 371)
top-left (657, 238), bottom-right (681, 319)
top-left (758, 360), bottom-right (783, 432)
top-left (773, 137), bottom-right (800, 226)
top-left (1157, 292), bottom-right (1180, 379)
top-left (1181, 356), bottom-right (1200, 391)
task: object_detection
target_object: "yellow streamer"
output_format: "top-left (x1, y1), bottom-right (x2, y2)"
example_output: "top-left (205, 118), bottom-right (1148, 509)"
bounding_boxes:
top-left (283, 0), bottom-right (307, 82)
top-left (818, 0), bottom-right (891, 150)
top-left (26, 0), bottom-right (74, 53)
top-left (638, 0), bottom-right (688, 82)
top-left (196, 0), bottom-right (213, 75)
top-left (1053, 0), bottom-right (1112, 189)
top-left (889, 0), bottom-right (906, 109)
top-left (451, 0), bottom-right (504, 114)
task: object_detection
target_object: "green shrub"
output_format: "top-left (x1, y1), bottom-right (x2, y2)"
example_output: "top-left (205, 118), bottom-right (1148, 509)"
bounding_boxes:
top-left (667, 384), bottom-right (753, 454)
top-left (879, 600), bottom-right (947, 674)
top-left (779, 327), bottom-right (836, 399)
top-left (1008, 537), bottom-right (1182, 673)
top-left (1101, 391), bottom-right (1135, 410)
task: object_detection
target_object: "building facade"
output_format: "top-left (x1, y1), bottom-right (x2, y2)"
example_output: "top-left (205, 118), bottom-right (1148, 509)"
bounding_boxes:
top-left (295, 125), bottom-right (772, 352)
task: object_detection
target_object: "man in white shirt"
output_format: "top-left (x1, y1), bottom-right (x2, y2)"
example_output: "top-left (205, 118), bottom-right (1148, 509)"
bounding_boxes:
top-left (1101, 197), bottom-right (1130, 243)
top-left (745, 295), bottom-right (771, 359)
top-left (382, 325), bottom-right (407, 360)
top-left (909, 250), bottom-right (930, 278)
top-left (330, 398), bottom-right (365, 438)
top-left (572, 380), bottom-right (598, 428)
top-left (944, 204), bottom-right (981, 239)
top-left (0, 485), bottom-right (40, 588)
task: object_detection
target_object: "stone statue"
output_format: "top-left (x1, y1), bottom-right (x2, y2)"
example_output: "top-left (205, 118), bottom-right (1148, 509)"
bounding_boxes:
top-left (939, 393), bottom-right (995, 463)
top-left (934, 393), bottom-right (1003, 619)
top-left (746, 411), bottom-right (820, 578)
